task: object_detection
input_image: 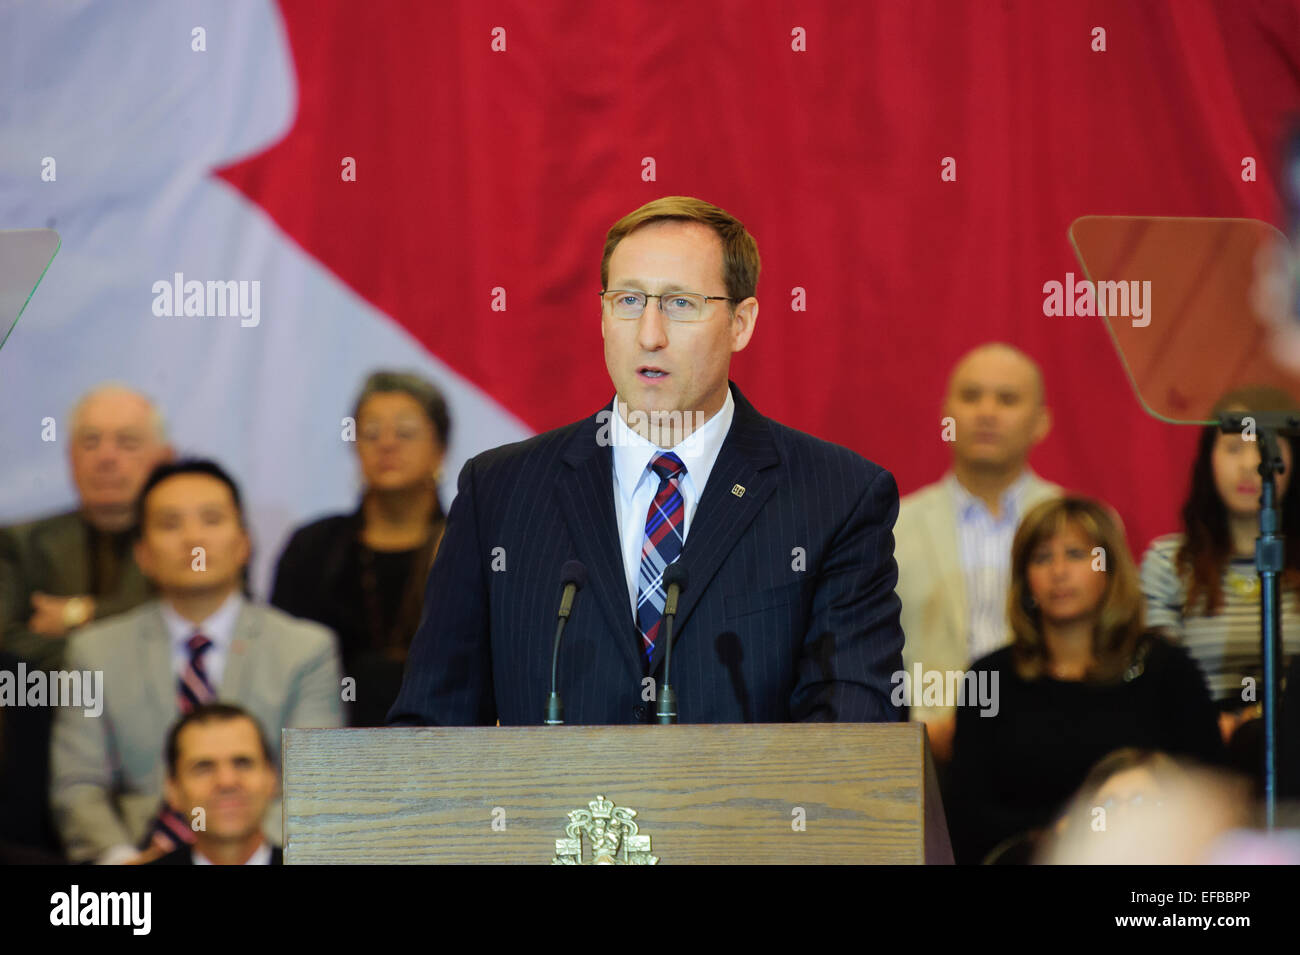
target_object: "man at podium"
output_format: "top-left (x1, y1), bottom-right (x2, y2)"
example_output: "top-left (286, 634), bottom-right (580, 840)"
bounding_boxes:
top-left (389, 196), bottom-right (905, 726)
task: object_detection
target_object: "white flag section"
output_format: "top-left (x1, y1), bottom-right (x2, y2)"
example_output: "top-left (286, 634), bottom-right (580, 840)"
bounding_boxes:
top-left (0, 1), bottom-right (531, 594)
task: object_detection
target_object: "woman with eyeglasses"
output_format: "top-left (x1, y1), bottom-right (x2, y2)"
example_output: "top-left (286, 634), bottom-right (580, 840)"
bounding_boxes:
top-left (271, 371), bottom-right (450, 726)
top-left (1139, 386), bottom-right (1300, 757)
top-left (947, 496), bottom-right (1223, 865)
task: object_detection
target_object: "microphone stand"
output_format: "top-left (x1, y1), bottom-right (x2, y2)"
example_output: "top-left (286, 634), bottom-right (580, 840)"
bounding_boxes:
top-left (545, 613), bottom-right (566, 726)
top-left (1220, 410), bottom-right (1297, 827)
top-left (545, 570), bottom-right (583, 725)
top-left (656, 599), bottom-right (679, 725)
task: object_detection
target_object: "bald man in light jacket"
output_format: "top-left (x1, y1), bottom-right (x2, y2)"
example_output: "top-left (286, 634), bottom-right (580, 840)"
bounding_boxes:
top-left (895, 344), bottom-right (1061, 762)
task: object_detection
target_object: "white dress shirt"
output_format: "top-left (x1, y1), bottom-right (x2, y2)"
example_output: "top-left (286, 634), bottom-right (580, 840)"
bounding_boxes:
top-left (160, 590), bottom-right (245, 692)
top-left (96, 592), bottom-right (246, 867)
top-left (193, 841), bottom-right (273, 865)
top-left (610, 389), bottom-right (735, 617)
top-left (948, 470), bottom-right (1032, 662)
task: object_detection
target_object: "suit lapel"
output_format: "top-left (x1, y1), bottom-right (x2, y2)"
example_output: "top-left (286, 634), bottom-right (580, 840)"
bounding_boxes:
top-left (40, 512), bottom-right (89, 593)
top-left (118, 556), bottom-right (153, 608)
top-left (646, 383), bottom-right (779, 676)
top-left (219, 603), bottom-right (257, 698)
top-left (141, 603), bottom-right (177, 719)
top-left (1023, 470), bottom-right (1062, 509)
top-left (38, 511), bottom-right (153, 606)
top-left (555, 415), bottom-right (644, 678)
top-left (926, 479), bottom-right (967, 656)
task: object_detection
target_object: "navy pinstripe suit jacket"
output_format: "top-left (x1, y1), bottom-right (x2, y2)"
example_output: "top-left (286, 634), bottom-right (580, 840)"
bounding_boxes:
top-left (388, 382), bottom-right (905, 725)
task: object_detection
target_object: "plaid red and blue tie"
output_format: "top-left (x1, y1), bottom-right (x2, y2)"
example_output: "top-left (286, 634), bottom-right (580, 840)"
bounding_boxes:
top-left (636, 452), bottom-right (686, 665)
top-left (143, 631), bottom-right (217, 853)
top-left (177, 632), bottom-right (215, 714)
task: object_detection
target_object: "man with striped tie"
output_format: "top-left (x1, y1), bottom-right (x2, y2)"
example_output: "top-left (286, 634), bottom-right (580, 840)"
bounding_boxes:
top-left (50, 459), bottom-right (341, 864)
top-left (390, 196), bottom-right (906, 726)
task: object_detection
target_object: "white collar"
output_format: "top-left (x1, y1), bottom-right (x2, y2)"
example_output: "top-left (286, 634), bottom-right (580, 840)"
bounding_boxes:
top-left (193, 840), bottom-right (273, 866)
top-left (610, 387), bottom-right (735, 503)
top-left (948, 468), bottom-right (1034, 519)
top-left (160, 590), bottom-right (245, 647)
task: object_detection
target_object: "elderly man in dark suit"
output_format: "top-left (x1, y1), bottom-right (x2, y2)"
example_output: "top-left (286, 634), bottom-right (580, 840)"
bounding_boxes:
top-left (0, 384), bottom-right (172, 670)
top-left (389, 196), bottom-right (904, 726)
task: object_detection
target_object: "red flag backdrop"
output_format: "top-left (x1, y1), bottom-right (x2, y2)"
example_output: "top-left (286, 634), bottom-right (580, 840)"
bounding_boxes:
top-left (219, 0), bottom-right (1300, 558)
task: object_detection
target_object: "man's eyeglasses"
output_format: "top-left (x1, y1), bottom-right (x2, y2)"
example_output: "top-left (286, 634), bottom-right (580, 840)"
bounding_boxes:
top-left (600, 289), bottom-right (734, 322)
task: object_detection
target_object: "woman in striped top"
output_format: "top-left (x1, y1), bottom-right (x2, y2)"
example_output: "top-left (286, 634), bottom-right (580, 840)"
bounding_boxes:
top-left (1139, 386), bottom-right (1300, 745)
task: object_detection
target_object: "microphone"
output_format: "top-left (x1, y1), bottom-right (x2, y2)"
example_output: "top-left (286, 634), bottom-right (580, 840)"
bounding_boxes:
top-left (544, 560), bottom-right (587, 725)
top-left (656, 562), bottom-right (689, 725)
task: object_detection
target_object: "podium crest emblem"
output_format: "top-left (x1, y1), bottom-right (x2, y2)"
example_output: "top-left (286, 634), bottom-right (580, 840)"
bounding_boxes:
top-left (552, 794), bottom-right (659, 865)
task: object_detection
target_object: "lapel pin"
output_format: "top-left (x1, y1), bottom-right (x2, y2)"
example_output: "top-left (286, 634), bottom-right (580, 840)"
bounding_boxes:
top-left (731, 484), bottom-right (746, 498)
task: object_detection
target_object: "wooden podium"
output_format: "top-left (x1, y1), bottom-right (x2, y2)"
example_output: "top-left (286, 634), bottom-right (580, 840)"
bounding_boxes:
top-left (282, 722), bottom-right (952, 864)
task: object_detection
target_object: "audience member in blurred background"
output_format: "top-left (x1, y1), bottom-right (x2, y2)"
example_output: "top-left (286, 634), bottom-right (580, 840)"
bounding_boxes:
top-left (50, 459), bottom-right (341, 864)
top-left (1140, 386), bottom-right (1300, 774)
top-left (0, 653), bottom-right (63, 863)
top-left (1043, 748), bottom-right (1253, 864)
top-left (1282, 652), bottom-right (1300, 800)
top-left (949, 496), bottom-right (1224, 864)
top-left (896, 343), bottom-right (1061, 764)
top-left (271, 371), bottom-right (450, 727)
top-left (149, 703), bottom-right (283, 865)
top-left (0, 383), bottom-right (172, 669)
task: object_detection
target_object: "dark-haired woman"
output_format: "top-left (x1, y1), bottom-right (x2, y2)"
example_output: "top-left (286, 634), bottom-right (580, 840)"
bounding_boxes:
top-left (948, 496), bottom-right (1223, 864)
top-left (1140, 386), bottom-right (1300, 746)
top-left (271, 371), bottom-right (450, 726)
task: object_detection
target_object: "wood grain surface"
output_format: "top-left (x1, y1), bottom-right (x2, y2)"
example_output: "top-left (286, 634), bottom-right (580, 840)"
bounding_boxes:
top-left (282, 722), bottom-right (951, 864)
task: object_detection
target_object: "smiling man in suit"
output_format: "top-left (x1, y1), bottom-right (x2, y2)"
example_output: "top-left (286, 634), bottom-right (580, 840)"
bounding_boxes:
top-left (389, 196), bottom-right (904, 726)
top-left (150, 703), bottom-right (283, 865)
top-left (50, 459), bottom-right (341, 864)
